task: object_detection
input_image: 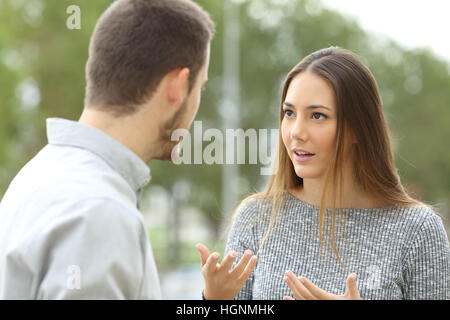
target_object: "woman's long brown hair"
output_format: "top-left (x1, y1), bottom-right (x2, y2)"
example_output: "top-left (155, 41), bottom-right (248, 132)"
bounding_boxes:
top-left (232, 46), bottom-right (437, 270)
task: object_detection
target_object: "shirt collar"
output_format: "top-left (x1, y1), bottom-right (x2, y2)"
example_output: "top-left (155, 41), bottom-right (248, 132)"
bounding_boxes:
top-left (46, 118), bottom-right (151, 193)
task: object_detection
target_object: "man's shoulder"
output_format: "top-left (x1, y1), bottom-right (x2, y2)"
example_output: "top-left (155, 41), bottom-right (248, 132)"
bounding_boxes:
top-left (19, 195), bottom-right (144, 252)
top-left (8, 144), bottom-right (135, 206)
top-left (24, 191), bottom-right (141, 231)
top-left (0, 193), bottom-right (145, 269)
top-left (0, 143), bottom-right (142, 244)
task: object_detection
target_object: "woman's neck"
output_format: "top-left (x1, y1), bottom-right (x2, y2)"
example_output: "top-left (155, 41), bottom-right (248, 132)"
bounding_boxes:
top-left (291, 182), bottom-right (389, 209)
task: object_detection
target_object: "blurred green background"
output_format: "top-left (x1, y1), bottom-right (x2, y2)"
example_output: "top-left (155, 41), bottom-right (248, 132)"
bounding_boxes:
top-left (1, 0), bottom-right (449, 297)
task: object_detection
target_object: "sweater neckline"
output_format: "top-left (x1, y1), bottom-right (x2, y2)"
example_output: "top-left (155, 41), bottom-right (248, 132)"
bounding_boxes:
top-left (285, 191), bottom-right (400, 213)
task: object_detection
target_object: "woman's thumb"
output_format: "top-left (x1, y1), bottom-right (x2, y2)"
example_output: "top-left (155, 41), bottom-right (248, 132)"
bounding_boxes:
top-left (345, 273), bottom-right (361, 300)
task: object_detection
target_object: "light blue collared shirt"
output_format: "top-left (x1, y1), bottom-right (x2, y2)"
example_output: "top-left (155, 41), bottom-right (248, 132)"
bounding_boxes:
top-left (0, 118), bottom-right (161, 299)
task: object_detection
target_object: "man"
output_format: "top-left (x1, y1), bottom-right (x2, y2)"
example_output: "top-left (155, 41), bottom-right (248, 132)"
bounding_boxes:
top-left (0, 0), bottom-right (214, 299)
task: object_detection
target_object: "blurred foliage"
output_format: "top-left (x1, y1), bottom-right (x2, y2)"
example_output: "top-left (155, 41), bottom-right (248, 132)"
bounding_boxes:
top-left (1, 0), bottom-right (449, 262)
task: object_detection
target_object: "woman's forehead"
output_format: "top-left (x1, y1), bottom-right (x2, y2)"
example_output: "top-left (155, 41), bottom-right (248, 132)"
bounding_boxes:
top-left (286, 72), bottom-right (336, 110)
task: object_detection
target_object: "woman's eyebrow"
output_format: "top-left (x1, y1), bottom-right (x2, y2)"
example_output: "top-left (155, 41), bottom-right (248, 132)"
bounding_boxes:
top-left (283, 101), bottom-right (331, 111)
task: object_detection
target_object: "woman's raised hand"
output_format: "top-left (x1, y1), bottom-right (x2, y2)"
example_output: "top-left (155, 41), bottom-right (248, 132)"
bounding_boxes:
top-left (283, 270), bottom-right (361, 300)
top-left (195, 243), bottom-right (257, 300)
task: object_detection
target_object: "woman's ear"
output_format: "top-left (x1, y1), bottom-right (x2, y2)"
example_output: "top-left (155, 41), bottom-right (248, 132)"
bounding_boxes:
top-left (165, 67), bottom-right (190, 107)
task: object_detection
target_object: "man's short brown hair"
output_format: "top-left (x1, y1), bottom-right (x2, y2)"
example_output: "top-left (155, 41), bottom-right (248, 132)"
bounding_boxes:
top-left (85, 0), bottom-right (215, 116)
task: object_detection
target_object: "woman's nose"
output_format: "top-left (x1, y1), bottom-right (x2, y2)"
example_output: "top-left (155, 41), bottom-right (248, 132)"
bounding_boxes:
top-left (290, 119), bottom-right (307, 141)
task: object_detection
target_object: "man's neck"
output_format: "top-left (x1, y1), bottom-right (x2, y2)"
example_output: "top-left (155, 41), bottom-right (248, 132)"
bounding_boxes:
top-left (78, 107), bottom-right (157, 163)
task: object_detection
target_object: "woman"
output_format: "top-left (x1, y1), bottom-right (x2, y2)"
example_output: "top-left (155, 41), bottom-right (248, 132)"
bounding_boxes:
top-left (196, 47), bottom-right (450, 300)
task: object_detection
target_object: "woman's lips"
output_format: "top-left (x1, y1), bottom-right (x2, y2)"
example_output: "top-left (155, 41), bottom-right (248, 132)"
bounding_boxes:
top-left (293, 152), bottom-right (315, 162)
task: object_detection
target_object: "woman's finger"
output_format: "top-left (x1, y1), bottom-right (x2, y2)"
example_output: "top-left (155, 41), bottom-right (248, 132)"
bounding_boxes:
top-left (284, 275), bottom-right (305, 300)
top-left (219, 251), bottom-right (238, 273)
top-left (204, 252), bottom-right (220, 276)
top-left (345, 273), bottom-right (361, 300)
top-left (195, 243), bottom-right (210, 267)
top-left (230, 250), bottom-right (252, 278)
top-left (300, 276), bottom-right (334, 300)
top-left (236, 255), bottom-right (258, 286)
top-left (285, 271), bottom-right (316, 300)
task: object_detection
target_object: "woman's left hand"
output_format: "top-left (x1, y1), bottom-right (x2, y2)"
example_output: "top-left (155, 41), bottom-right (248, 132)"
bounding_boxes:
top-left (283, 271), bottom-right (361, 300)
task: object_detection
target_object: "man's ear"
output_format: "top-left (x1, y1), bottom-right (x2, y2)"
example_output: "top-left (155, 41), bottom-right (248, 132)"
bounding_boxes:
top-left (165, 67), bottom-right (190, 108)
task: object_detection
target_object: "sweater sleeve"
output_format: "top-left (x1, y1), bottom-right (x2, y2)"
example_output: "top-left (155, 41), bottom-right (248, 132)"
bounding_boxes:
top-left (402, 212), bottom-right (450, 299)
top-left (224, 198), bottom-right (260, 300)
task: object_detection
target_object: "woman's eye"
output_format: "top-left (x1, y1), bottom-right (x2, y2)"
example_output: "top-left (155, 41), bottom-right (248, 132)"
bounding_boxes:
top-left (312, 112), bottom-right (327, 120)
top-left (283, 109), bottom-right (294, 118)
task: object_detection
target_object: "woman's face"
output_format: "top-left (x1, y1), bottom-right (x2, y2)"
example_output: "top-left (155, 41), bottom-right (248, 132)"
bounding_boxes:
top-left (281, 71), bottom-right (338, 180)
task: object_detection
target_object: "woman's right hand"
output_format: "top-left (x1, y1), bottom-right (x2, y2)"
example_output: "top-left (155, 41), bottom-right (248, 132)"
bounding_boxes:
top-left (195, 243), bottom-right (258, 300)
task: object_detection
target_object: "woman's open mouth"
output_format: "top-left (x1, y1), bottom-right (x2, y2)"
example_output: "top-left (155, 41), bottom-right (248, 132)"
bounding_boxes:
top-left (293, 150), bottom-right (315, 162)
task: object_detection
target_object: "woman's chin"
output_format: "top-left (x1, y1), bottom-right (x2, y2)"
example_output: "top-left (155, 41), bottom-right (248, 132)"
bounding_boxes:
top-left (293, 168), bottom-right (318, 180)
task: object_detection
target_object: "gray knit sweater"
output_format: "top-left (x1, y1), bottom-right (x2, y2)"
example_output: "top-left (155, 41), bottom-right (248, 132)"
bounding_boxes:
top-left (224, 192), bottom-right (450, 300)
